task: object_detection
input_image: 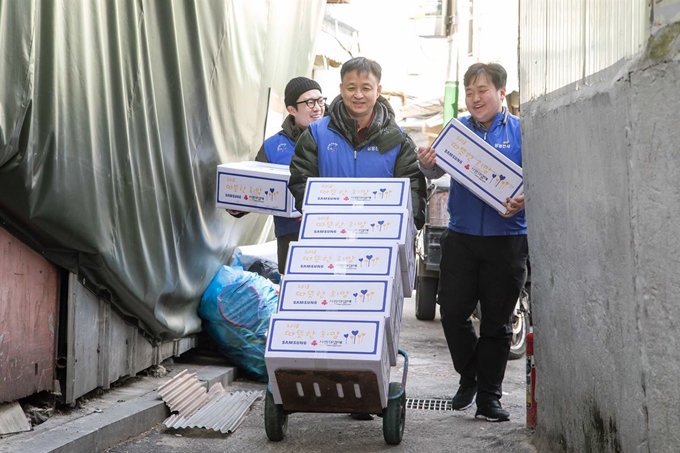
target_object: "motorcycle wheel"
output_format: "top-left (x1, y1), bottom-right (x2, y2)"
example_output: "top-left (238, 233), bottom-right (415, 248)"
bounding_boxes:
top-left (508, 311), bottom-right (528, 360)
top-left (508, 289), bottom-right (530, 360)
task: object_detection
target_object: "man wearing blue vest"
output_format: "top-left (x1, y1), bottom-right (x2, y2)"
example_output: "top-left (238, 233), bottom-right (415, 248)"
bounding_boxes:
top-left (417, 62), bottom-right (528, 422)
top-left (230, 76), bottom-right (326, 274)
top-left (288, 56), bottom-right (426, 422)
top-left (288, 57), bottom-right (426, 231)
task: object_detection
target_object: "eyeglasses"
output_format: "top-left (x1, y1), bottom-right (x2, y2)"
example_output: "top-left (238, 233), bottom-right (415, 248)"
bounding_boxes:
top-left (296, 97), bottom-right (326, 109)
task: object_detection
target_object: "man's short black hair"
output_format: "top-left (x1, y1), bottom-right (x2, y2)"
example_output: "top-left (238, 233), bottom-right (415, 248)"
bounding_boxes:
top-left (463, 62), bottom-right (507, 90)
top-left (340, 57), bottom-right (382, 84)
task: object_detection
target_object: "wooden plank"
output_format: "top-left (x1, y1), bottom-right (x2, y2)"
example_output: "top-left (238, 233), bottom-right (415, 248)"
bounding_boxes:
top-left (0, 227), bottom-right (58, 403)
top-left (0, 401), bottom-right (31, 435)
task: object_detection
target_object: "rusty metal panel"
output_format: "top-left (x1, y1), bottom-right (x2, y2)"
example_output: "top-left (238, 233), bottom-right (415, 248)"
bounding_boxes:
top-left (0, 227), bottom-right (58, 403)
top-left (520, 0), bottom-right (648, 100)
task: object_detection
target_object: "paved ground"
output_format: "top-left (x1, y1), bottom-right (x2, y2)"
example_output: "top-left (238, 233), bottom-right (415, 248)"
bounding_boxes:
top-left (101, 294), bottom-right (538, 453)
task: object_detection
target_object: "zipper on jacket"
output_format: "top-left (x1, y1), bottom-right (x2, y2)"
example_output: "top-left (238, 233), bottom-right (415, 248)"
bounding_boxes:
top-left (354, 149), bottom-right (358, 176)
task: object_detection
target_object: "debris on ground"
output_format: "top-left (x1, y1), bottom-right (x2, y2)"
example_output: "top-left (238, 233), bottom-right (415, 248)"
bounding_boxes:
top-left (157, 369), bottom-right (263, 434)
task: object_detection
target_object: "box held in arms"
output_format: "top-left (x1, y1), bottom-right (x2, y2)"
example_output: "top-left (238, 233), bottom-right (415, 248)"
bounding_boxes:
top-left (278, 275), bottom-right (403, 365)
top-left (284, 240), bottom-right (408, 297)
top-left (431, 118), bottom-right (523, 214)
top-left (298, 209), bottom-right (415, 295)
top-left (302, 177), bottom-right (412, 213)
top-left (264, 314), bottom-right (391, 409)
top-left (215, 161), bottom-right (300, 217)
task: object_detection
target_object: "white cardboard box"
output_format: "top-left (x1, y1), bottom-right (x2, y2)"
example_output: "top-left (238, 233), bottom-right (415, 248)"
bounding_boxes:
top-left (302, 178), bottom-right (412, 212)
top-left (264, 314), bottom-right (391, 407)
top-left (215, 161), bottom-right (300, 217)
top-left (431, 118), bottom-right (523, 213)
top-left (298, 209), bottom-right (414, 284)
top-left (278, 275), bottom-right (403, 365)
top-left (284, 240), bottom-right (408, 294)
top-left (402, 252), bottom-right (416, 297)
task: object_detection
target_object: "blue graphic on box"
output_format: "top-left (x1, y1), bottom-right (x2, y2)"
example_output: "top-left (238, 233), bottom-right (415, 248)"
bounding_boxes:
top-left (301, 212), bottom-right (406, 240)
top-left (279, 279), bottom-right (389, 311)
top-left (267, 318), bottom-right (381, 354)
top-left (217, 172), bottom-right (290, 212)
top-left (287, 244), bottom-right (397, 276)
top-left (433, 121), bottom-right (523, 205)
top-left (304, 180), bottom-right (408, 207)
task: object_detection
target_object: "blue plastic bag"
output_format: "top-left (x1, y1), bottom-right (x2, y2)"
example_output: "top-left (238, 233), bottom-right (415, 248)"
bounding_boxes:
top-left (198, 265), bottom-right (278, 382)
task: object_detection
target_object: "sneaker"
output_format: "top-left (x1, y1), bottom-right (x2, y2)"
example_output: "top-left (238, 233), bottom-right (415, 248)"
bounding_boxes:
top-left (451, 384), bottom-right (477, 410)
top-left (475, 399), bottom-right (510, 422)
top-left (350, 413), bottom-right (374, 421)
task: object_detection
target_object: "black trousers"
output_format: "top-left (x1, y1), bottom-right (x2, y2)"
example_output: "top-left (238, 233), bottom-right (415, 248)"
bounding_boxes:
top-left (438, 229), bottom-right (528, 404)
top-left (276, 232), bottom-right (299, 275)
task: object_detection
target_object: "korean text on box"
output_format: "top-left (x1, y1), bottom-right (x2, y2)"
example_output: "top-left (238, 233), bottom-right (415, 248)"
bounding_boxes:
top-left (431, 118), bottom-right (523, 213)
top-left (299, 210), bottom-right (414, 282)
top-left (215, 161), bottom-right (300, 218)
top-left (284, 240), bottom-right (408, 296)
top-left (278, 275), bottom-right (403, 365)
top-left (302, 178), bottom-right (412, 212)
top-left (264, 314), bottom-right (391, 407)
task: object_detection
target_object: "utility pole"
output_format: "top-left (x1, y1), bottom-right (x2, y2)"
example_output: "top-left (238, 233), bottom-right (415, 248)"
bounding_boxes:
top-left (443, 0), bottom-right (459, 124)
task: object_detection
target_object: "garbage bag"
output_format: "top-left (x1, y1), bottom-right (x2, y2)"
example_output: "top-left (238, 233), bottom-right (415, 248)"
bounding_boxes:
top-left (230, 240), bottom-right (278, 270)
top-left (247, 259), bottom-right (281, 284)
top-left (198, 265), bottom-right (278, 382)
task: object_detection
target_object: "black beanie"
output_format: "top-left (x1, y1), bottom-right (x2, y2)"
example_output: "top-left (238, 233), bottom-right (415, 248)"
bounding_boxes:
top-left (284, 77), bottom-right (322, 108)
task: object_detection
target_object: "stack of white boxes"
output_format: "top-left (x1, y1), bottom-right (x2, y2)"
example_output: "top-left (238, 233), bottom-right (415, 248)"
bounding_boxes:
top-left (264, 178), bottom-right (415, 406)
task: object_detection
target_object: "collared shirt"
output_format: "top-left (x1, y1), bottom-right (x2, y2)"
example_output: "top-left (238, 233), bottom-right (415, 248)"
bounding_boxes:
top-left (356, 110), bottom-right (377, 144)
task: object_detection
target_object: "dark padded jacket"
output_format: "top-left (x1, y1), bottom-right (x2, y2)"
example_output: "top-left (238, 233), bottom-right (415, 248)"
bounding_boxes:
top-left (288, 95), bottom-right (426, 229)
top-left (253, 115), bottom-right (305, 237)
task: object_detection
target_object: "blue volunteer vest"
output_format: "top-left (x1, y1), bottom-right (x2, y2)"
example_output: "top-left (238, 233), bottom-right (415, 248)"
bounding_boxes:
top-left (309, 117), bottom-right (400, 178)
top-left (447, 112), bottom-right (527, 236)
top-left (263, 132), bottom-right (300, 238)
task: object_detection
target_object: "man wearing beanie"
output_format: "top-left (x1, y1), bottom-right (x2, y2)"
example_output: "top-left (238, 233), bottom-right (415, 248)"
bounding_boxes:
top-left (229, 76), bottom-right (326, 274)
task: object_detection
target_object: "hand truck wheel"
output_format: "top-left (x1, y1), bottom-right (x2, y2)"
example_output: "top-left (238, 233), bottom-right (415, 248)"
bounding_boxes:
top-left (264, 388), bottom-right (288, 441)
top-left (382, 381), bottom-right (406, 445)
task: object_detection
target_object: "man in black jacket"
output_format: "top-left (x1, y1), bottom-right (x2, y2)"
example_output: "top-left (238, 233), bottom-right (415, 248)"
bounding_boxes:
top-left (288, 57), bottom-right (426, 231)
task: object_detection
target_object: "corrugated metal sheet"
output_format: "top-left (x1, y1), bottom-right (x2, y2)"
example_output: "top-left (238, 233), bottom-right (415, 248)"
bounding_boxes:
top-left (163, 388), bottom-right (263, 433)
top-left (156, 369), bottom-right (210, 416)
top-left (158, 369), bottom-right (263, 434)
top-left (520, 0), bottom-right (648, 100)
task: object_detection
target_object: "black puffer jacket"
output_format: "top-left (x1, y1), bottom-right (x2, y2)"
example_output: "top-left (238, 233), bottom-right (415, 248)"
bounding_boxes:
top-left (289, 95), bottom-right (426, 229)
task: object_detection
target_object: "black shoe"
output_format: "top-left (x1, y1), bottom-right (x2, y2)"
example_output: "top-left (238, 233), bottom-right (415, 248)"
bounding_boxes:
top-left (350, 413), bottom-right (374, 421)
top-left (475, 399), bottom-right (510, 422)
top-left (451, 384), bottom-right (477, 410)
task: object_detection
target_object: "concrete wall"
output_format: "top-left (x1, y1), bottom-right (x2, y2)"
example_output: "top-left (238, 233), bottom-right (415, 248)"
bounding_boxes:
top-left (523, 24), bottom-right (680, 453)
